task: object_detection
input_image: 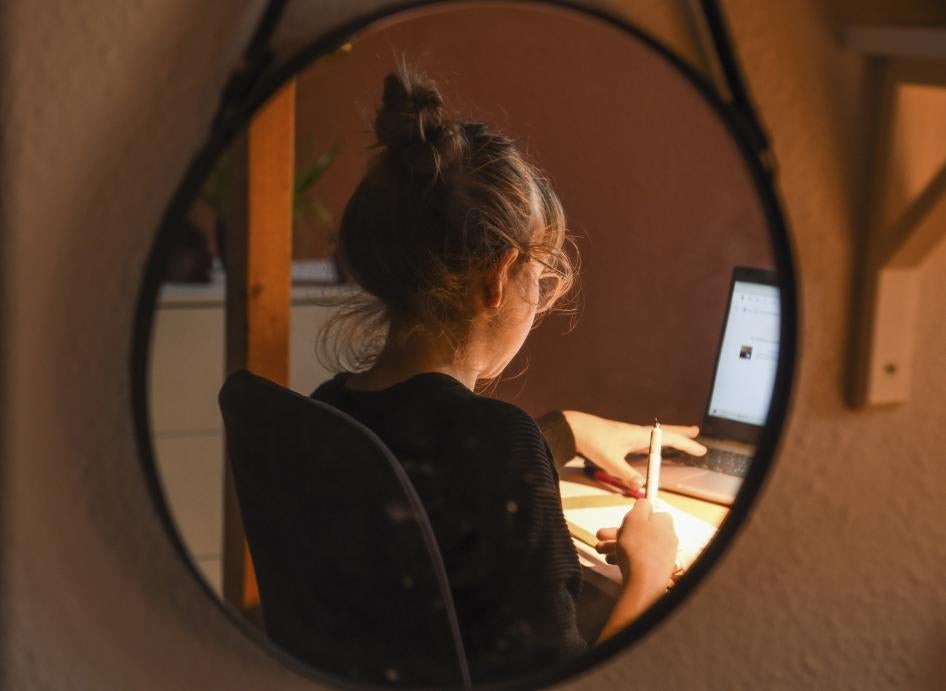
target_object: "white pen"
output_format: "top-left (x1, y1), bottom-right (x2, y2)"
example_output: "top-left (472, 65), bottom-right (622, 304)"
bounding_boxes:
top-left (646, 419), bottom-right (662, 503)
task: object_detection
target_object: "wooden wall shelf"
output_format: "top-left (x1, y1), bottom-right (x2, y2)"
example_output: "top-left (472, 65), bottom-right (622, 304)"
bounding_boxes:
top-left (846, 26), bottom-right (946, 407)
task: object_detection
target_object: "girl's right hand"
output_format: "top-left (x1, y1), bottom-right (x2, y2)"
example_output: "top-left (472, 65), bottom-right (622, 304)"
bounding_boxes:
top-left (592, 500), bottom-right (680, 643)
top-left (595, 499), bottom-right (678, 590)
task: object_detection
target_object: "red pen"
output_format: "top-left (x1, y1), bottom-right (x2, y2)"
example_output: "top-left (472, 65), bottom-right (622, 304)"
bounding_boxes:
top-left (582, 465), bottom-right (645, 499)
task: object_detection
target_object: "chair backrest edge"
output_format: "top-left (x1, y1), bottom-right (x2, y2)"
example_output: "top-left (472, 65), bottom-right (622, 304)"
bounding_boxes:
top-left (218, 369), bottom-right (472, 688)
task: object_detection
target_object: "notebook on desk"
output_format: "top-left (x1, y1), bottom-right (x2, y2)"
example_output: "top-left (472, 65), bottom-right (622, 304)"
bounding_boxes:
top-left (629, 267), bottom-right (781, 506)
top-left (559, 462), bottom-right (719, 582)
top-left (563, 496), bottom-right (716, 577)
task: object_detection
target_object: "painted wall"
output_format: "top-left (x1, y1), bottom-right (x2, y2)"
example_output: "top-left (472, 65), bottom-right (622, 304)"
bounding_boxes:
top-left (2, 2), bottom-right (945, 691)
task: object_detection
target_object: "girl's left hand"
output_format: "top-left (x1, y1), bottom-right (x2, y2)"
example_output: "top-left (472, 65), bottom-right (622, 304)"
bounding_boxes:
top-left (562, 410), bottom-right (706, 489)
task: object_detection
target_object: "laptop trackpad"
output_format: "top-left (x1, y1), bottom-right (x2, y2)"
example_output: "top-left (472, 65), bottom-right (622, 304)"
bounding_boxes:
top-left (628, 460), bottom-right (743, 505)
top-left (673, 469), bottom-right (742, 505)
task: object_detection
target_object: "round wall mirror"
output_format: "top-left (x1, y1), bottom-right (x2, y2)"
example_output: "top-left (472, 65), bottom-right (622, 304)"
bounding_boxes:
top-left (133, 1), bottom-right (796, 688)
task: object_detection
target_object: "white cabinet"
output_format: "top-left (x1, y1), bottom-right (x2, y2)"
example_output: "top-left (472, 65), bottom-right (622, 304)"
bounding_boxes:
top-left (149, 306), bottom-right (226, 434)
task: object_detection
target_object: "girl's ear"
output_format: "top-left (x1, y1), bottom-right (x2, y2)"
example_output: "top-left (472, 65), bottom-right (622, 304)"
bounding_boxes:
top-left (483, 248), bottom-right (520, 309)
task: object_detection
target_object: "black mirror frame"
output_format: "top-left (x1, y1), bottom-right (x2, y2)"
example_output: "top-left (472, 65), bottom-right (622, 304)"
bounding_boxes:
top-left (130, 1), bottom-right (799, 689)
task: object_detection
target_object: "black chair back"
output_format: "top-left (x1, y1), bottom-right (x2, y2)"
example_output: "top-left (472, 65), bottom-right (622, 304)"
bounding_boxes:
top-left (218, 369), bottom-right (471, 689)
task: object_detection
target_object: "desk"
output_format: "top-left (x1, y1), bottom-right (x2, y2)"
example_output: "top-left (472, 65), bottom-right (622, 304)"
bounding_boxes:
top-left (559, 459), bottom-right (728, 598)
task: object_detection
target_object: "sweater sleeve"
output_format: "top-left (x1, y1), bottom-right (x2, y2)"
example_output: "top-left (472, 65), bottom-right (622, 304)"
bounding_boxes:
top-left (456, 401), bottom-right (586, 682)
top-left (535, 410), bottom-right (578, 469)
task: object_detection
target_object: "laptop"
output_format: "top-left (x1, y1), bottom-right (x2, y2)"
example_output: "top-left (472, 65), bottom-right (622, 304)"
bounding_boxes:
top-left (629, 266), bottom-right (780, 506)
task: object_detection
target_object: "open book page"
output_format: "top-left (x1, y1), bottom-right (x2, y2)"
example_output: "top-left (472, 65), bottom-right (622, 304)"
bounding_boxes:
top-left (563, 499), bottom-right (717, 572)
top-left (559, 460), bottom-right (719, 577)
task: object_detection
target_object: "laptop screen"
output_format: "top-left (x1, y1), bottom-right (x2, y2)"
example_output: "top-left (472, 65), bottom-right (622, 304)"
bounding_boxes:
top-left (706, 276), bottom-right (780, 427)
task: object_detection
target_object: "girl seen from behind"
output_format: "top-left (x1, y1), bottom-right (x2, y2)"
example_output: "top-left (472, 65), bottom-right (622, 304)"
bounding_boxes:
top-left (312, 67), bottom-right (701, 682)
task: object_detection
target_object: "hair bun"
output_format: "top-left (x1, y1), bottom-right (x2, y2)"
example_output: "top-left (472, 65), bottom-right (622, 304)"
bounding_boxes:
top-left (374, 68), bottom-right (466, 176)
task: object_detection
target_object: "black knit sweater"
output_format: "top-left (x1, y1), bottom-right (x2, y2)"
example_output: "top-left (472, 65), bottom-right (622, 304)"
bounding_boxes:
top-left (311, 372), bottom-right (586, 682)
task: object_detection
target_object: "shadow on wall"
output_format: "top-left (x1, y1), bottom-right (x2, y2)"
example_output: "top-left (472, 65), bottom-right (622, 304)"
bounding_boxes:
top-left (293, 4), bottom-right (774, 421)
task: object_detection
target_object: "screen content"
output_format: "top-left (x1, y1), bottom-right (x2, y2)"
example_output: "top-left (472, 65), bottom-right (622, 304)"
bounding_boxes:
top-left (707, 281), bottom-right (780, 425)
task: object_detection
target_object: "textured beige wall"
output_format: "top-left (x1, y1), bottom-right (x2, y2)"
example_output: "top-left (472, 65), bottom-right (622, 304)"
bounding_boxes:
top-left (2, 2), bottom-right (945, 691)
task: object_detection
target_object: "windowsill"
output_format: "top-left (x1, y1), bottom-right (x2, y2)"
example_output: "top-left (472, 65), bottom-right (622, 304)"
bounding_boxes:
top-left (157, 260), bottom-right (358, 307)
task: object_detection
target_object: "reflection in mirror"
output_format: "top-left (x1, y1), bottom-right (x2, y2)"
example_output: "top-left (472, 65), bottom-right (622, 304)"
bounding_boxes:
top-left (145, 2), bottom-right (783, 688)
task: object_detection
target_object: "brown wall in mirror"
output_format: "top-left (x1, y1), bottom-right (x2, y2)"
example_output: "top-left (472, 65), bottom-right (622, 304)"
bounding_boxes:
top-left (294, 4), bottom-right (773, 421)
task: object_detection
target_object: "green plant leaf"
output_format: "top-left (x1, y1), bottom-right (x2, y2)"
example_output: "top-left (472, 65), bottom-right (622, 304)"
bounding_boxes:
top-left (293, 141), bottom-right (340, 223)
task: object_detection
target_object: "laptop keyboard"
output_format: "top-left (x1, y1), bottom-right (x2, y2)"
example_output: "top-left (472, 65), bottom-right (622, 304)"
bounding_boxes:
top-left (666, 447), bottom-right (752, 478)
